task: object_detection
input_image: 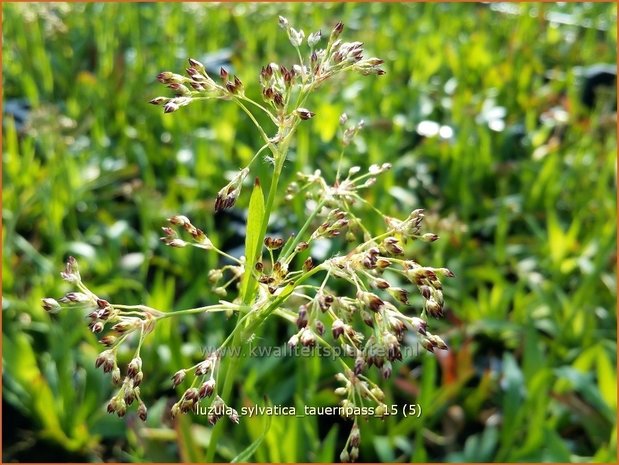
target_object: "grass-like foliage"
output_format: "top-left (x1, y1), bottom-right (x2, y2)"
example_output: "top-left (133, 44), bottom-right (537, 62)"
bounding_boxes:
top-left (3, 3), bottom-right (616, 463)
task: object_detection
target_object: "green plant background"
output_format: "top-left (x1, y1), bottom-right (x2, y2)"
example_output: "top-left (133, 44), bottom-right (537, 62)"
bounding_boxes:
top-left (3, 2), bottom-right (617, 462)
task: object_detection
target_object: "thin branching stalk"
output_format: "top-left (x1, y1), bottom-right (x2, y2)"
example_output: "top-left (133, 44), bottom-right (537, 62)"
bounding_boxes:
top-left (44, 17), bottom-right (454, 463)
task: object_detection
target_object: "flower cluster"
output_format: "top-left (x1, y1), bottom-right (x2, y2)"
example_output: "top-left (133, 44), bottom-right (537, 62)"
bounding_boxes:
top-left (334, 371), bottom-right (382, 462)
top-left (282, 202), bottom-right (454, 379)
top-left (43, 256), bottom-right (160, 420)
top-left (105, 355), bottom-right (147, 421)
top-left (44, 17), bottom-right (452, 463)
top-left (170, 352), bottom-right (222, 419)
top-left (149, 58), bottom-right (236, 113)
top-left (277, 17), bottom-right (385, 87)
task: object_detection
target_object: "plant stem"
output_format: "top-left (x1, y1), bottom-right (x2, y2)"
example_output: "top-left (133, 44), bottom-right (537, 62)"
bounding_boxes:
top-left (233, 97), bottom-right (273, 148)
top-left (280, 198), bottom-right (326, 260)
top-left (241, 264), bottom-right (325, 337)
top-left (205, 134), bottom-right (289, 463)
top-left (259, 140), bottom-right (289, 254)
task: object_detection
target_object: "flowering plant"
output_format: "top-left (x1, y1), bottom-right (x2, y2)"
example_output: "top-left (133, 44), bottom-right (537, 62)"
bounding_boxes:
top-left (44, 17), bottom-right (453, 462)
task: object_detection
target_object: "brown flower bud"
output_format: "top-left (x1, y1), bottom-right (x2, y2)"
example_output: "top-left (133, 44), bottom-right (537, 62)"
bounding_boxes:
top-left (225, 81), bottom-right (237, 93)
top-left (296, 305), bottom-right (308, 329)
top-left (157, 71), bottom-right (174, 83)
top-left (116, 398), bottom-right (127, 417)
top-left (184, 388), bottom-right (200, 402)
top-left (300, 328), bottom-right (316, 347)
top-left (95, 350), bottom-right (115, 372)
top-left (188, 57), bottom-right (205, 72)
top-left (419, 285), bottom-right (432, 299)
top-left (264, 236), bottom-right (285, 250)
top-left (295, 241), bottom-right (309, 252)
top-left (388, 287), bottom-right (409, 305)
top-left (354, 356), bottom-right (365, 375)
top-left (195, 360), bottom-right (212, 376)
top-left (180, 399), bottom-right (194, 414)
top-left (124, 388), bottom-right (136, 406)
top-left (383, 237), bottom-right (403, 255)
top-left (362, 310), bottom-right (374, 327)
top-left (367, 247), bottom-right (380, 256)
top-left (421, 337), bottom-right (434, 353)
top-left (381, 361), bottom-right (393, 379)
top-left (172, 370), bottom-right (186, 387)
top-left (410, 317), bottom-right (427, 335)
top-left (425, 298), bottom-right (443, 318)
top-left (164, 101), bottom-right (179, 113)
top-left (332, 319), bottom-right (345, 339)
top-left (112, 367), bottom-right (122, 385)
top-left (384, 333), bottom-right (402, 361)
top-left (228, 408), bottom-right (240, 424)
top-left (273, 92), bottom-right (284, 108)
top-left (60, 292), bottom-right (90, 303)
top-left (42, 298), bottom-right (61, 314)
top-left (437, 267), bottom-right (455, 278)
top-left (233, 75), bottom-right (243, 93)
top-left (97, 306), bottom-right (112, 320)
top-left (362, 256), bottom-right (376, 269)
top-left (138, 402), bottom-right (148, 421)
top-left (358, 291), bottom-right (384, 312)
top-left (214, 168), bottom-right (250, 212)
top-left (331, 21), bottom-right (344, 40)
top-left (127, 357), bottom-right (142, 379)
top-left (208, 411), bottom-right (220, 425)
top-left (149, 96), bottom-right (169, 105)
top-left (262, 87), bottom-right (274, 101)
top-left (348, 424), bottom-right (360, 448)
top-left (421, 233), bottom-right (439, 242)
top-left (296, 108), bottom-right (315, 120)
top-left (428, 334), bottom-right (448, 350)
top-left (168, 215), bottom-right (190, 226)
top-left (199, 379), bottom-right (216, 398)
top-left (90, 321), bottom-right (104, 333)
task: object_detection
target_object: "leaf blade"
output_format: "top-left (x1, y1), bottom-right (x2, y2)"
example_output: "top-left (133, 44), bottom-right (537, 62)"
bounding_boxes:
top-left (231, 397), bottom-right (273, 463)
top-left (241, 178), bottom-right (265, 300)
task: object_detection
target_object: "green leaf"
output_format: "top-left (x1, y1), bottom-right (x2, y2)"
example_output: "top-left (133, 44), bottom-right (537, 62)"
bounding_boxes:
top-left (596, 345), bottom-right (617, 410)
top-left (178, 414), bottom-right (201, 462)
top-left (231, 397), bottom-right (273, 463)
top-left (317, 425), bottom-right (339, 462)
top-left (374, 436), bottom-right (396, 462)
top-left (497, 352), bottom-right (524, 458)
top-left (241, 178), bottom-right (265, 301)
top-left (541, 428), bottom-right (572, 462)
top-left (3, 332), bottom-right (69, 446)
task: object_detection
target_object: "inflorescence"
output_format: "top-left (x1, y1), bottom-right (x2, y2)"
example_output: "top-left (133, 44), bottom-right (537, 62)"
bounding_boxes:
top-left (44, 17), bottom-right (452, 462)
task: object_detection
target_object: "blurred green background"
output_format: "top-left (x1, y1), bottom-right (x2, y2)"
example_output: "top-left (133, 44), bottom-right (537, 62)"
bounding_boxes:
top-left (3, 2), bottom-right (617, 462)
